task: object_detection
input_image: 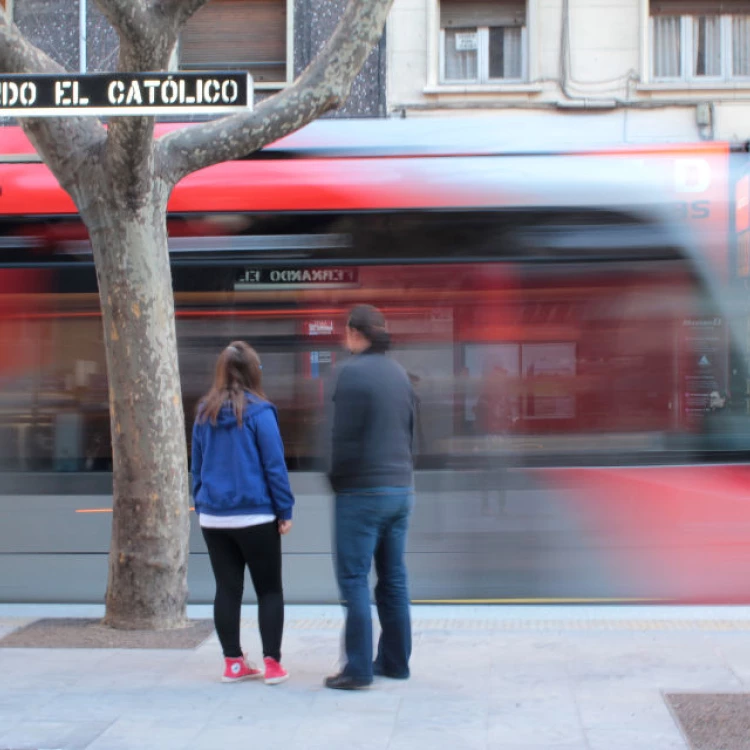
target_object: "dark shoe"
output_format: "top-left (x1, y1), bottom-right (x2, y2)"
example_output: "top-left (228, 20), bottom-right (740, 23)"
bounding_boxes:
top-left (324, 673), bottom-right (372, 690)
top-left (373, 662), bottom-right (410, 680)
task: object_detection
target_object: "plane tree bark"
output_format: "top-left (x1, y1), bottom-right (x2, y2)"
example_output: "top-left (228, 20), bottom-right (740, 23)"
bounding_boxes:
top-left (0, 0), bottom-right (394, 629)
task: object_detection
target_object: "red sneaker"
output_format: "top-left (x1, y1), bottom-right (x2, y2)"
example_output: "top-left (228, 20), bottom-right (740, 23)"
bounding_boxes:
top-left (222, 655), bottom-right (263, 683)
top-left (263, 656), bottom-right (289, 685)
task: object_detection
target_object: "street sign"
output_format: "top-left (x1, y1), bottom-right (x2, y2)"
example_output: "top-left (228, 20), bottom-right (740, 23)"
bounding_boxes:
top-left (235, 267), bottom-right (359, 290)
top-left (0, 72), bottom-right (253, 117)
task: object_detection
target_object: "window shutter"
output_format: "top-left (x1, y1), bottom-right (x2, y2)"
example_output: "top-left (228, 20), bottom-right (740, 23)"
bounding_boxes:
top-left (181, 0), bottom-right (287, 83)
top-left (441, 0), bottom-right (526, 28)
top-left (651, 0), bottom-right (750, 15)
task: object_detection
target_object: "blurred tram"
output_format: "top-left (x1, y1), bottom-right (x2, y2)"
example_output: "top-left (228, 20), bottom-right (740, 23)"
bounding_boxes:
top-left (1, 117), bottom-right (750, 604)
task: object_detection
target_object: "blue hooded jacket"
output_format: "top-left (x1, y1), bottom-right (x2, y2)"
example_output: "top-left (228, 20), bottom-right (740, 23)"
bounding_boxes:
top-left (191, 395), bottom-right (294, 521)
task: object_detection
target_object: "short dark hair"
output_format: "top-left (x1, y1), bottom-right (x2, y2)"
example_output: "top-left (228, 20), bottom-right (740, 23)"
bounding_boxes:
top-left (347, 304), bottom-right (391, 352)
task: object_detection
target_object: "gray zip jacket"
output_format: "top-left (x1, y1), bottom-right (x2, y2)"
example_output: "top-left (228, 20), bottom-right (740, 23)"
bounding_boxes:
top-left (328, 350), bottom-right (415, 493)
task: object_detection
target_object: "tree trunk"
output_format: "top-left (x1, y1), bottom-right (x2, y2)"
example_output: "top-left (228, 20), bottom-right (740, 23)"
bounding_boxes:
top-left (1, 0), bottom-right (395, 630)
top-left (83, 184), bottom-right (190, 630)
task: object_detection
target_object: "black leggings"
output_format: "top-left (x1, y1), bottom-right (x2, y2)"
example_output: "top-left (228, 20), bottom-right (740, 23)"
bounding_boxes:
top-left (201, 522), bottom-right (284, 661)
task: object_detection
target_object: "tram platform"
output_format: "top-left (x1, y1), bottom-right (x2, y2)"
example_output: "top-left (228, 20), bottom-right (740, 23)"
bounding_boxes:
top-left (2, 603), bottom-right (750, 750)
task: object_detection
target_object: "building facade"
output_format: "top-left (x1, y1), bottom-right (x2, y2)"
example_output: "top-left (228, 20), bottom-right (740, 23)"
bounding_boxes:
top-left (3, 0), bottom-right (750, 142)
top-left (3, 0), bottom-right (386, 117)
top-left (386, 0), bottom-right (750, 142)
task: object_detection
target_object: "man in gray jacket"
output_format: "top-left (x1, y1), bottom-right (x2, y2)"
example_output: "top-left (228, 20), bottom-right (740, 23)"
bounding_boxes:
top-left (325, 305), bottom-right (415, 690)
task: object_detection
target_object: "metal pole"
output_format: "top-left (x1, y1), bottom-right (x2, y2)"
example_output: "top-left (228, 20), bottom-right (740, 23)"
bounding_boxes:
top-left (79, 0), bottom-right (87, 73)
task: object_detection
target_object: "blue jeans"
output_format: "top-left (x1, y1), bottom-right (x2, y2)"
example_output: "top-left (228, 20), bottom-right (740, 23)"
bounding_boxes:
top-left (334, 488), bottom-right (413, 682)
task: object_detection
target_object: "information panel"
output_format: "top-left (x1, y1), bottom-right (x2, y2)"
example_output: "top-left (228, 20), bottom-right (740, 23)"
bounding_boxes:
top-left (681, 316), bottom-right (727, 427)
top-left (0, 73), bottom-right (253, 117)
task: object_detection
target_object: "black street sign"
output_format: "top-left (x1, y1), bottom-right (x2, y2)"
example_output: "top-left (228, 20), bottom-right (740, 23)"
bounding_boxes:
top-left (0, 73), bottom-right (253, 117)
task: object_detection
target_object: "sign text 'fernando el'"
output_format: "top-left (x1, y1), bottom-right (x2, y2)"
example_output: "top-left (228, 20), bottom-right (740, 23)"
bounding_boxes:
top-left (0, 73), bottom-right (253, 117)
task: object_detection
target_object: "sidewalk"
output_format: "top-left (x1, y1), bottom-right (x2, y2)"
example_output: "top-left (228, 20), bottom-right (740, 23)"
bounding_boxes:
top-left (3, 604), bottom-right (750, 750)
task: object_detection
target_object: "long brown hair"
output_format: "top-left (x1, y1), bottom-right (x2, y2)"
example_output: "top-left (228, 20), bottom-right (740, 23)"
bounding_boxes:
top-left (197, 341), bottom-right (266, 426)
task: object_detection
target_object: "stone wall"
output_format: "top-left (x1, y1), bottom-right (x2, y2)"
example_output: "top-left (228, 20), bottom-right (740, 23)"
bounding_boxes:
top-left (14, 0), bottom-right (80, 72)
top-left (294, 0), bottom-right (386, 118)
top-left (85, 1), bottom-right (119, 73)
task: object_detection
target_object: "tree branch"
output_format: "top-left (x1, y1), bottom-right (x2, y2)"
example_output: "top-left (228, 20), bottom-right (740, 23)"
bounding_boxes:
top-left (93, 0), bottom-right (153, 49)
top-left (152, 0), bottom-right (212, 28)
top-left (92, 1), bottom-right (173, 211)
top-left (94, 0), bottom-right (177, 71)
top-left (0, 12), bottom-right (106, 207)
top-left (157, 0), bottom-right (394, 187)
top-left (0, 10), bottom-right (64, 75)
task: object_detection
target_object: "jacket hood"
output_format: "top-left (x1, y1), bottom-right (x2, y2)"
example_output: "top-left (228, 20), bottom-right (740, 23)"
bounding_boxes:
top-left (204, 395), bottom-right (273, 428)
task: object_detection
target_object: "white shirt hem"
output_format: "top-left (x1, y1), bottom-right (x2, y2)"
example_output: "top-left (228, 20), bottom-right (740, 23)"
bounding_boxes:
top-left (199, 513), bottom-right (277, 529)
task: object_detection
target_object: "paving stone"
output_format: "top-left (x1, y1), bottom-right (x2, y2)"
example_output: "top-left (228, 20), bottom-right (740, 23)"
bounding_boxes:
top-left (0, 720), bottom-right (112, 750)
top-left (586, 727), bottom-right (687, 749)
top-left (0, 606), bottom-right (748, 750)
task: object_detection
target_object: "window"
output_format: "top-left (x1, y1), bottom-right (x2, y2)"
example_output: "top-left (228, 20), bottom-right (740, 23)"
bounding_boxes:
top-left (1, 209), bottom-right (748, 473)
top-left (651, 1), bottom-right (750, 81)
top-left (440, 0), bottom-right (526, 83)
top-left (180, 0), bottom-right (288, 85)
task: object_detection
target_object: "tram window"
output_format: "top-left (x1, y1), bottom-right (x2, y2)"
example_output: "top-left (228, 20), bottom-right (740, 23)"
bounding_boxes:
top-left (0, 212), bottom-right (748, 473)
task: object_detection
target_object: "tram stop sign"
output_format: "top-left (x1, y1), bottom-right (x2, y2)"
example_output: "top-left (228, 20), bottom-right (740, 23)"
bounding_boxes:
top-left (0, 72), bottom-right (253, 117)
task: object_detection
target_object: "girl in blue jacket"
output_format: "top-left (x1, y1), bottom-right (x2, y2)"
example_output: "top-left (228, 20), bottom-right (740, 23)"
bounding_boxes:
top-left (192, 341), bottom-right (295, 685)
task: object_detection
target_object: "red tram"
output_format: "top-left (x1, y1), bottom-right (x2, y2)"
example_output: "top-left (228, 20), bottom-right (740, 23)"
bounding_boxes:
top-left (0, 118), bottom-right (749, 604)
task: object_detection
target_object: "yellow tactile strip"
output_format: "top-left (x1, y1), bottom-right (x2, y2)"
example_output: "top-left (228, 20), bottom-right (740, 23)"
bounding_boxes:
top-left (241, 618), bottom-right (750, 632)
